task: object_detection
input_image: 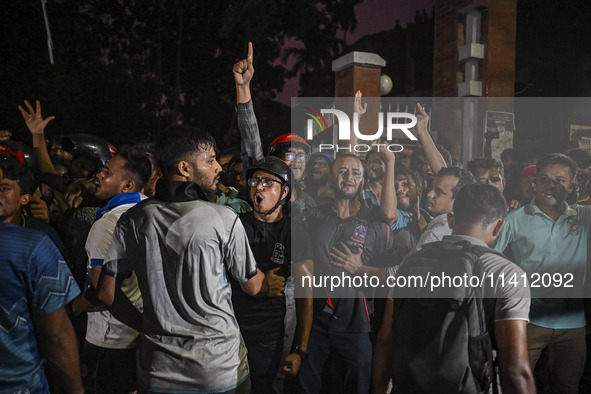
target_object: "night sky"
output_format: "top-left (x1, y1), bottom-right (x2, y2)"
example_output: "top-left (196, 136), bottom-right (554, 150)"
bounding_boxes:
top-left (275, 0), bottom-right (435, 105)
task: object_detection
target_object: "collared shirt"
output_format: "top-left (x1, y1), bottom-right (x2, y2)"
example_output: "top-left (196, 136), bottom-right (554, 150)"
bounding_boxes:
top-left (414, 213), bottom-right (452, 251)
top-left (305, 202), bottom-right (393, 332)
top-left (102, 179), bottom-right (257, 392)
top-left (85, 192), bottom-right (145, 349)
top-left (361, 189), bottom-right (420, 237)
top-left (495, 199), bottom-right (591, 329)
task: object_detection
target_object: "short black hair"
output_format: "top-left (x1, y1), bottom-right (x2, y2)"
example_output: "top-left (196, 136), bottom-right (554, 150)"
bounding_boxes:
top-left (536, 153), bottom-right (577, 181)
top-left (410, 148), bottom-right (425, 169)
top-left (453, 183), bottom-right (507, 228)
top-left (116, 145), bottom-right (153, 191)
top-left (566, 148), bottom-right (591, 168)
top-left (395, 164), bottom-right (421, 186)
top-left (436, 166), bottom-right (476, 199)
top-left (155, 125), bottom-right (217, 178)
top-left (500, 148), bottom-right (515, 161)
top-left (0, 154), bottom-right (37, 195)
top-left (227, 155), bottom-right (243, 171)
top-left (436, 144), bottom-right (453, 166)
top-left (467, 157), bottom-right (504, 178)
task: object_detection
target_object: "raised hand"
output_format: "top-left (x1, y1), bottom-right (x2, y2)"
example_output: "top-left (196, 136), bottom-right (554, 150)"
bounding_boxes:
top-left (416, 103), bottom-right (429, 133)
top-left (64, 180), bottom-right (96, 209)
top-left (372, 142), bottom-right (395, 165)
top-left (354, 90), bottom-right (367, 116)
top-left (233, 42), bottom-right (254, 86)
top-left (18, 100), bottom-right (55, 135)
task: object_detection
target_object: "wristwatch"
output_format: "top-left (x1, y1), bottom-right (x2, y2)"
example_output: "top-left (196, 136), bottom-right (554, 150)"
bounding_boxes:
top-left (294, 346), bottom-right (308, 360)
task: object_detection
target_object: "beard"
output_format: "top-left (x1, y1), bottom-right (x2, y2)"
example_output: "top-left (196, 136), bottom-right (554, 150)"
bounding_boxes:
top-left (397, 198), bottom-right (411, 211)
top-left (334, 186), bottom-right (360, 200)
top-left (308, 173), bottom-right (330, 187)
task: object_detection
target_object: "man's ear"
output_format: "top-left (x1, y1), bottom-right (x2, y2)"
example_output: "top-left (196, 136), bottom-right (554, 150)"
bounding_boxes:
top-left (492, 219), bottom-right (505, 237)
top-left (121, 179), bottom-right (136, 193)
top-left (446, 212), bottom-right (455, 229)
top-left (282, 185), bottom-right (290, 200)
top-left (20, 193), bottom-right (31, 207)
top-left (177, 160), bottom-right (191, 178)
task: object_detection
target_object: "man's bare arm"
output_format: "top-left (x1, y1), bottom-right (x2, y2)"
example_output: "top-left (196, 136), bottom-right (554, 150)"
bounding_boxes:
top-left (495, 320), bottom-right (536, 394)
top-left (415, 103), bottom-right (446, 175)
top-left (97, 273), bottom-right (142, 332)
top-left (372, 298), bottom-right (394, 393)
top-left (18, 100), bottom-right (56, 174)
top-left (284, 259), bottom-right (314, 377)
top-left (35, 307), bottom-right (84, 394)
top-left (240, 268), bottom-right (265, 296)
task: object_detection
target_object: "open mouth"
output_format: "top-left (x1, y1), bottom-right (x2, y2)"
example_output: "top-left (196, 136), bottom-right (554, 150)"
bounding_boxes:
top-left (254, 194), bottom-right (263, 205)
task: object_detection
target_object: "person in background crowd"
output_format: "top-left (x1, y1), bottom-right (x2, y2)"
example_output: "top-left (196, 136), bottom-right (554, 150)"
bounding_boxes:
top-left (519, 165), bottom-right (537, 206)
top-left (468, 157), bottom-right (505, 193)
top-left (396, 147), bottom-right (413, 169)
top-left (566, 148), bottom-right (591, 204)
top-left (304, 152), bottom-right (334, 206)
top-left (414, 166), bottom-right (476, 250)
top-left (394, 164), bottom-right (426, 235)
top-left (468, 157), bottom-right (521, 210)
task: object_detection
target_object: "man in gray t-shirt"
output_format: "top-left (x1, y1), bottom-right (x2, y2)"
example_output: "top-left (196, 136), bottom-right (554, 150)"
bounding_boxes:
top-left (98, 125), bottom-right (264, 393)
top-left (373, 184), bottom-right (535, 394)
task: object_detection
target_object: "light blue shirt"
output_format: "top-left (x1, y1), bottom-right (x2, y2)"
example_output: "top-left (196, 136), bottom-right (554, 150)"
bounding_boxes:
top-left (495, 200), bottom-right (591, 329)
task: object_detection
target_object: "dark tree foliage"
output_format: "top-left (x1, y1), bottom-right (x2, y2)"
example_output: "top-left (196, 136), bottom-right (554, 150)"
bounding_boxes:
top-left (0, 0), bottom-right (360, 150)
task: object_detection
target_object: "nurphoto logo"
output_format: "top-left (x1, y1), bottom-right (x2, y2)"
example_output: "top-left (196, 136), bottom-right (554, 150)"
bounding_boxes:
top-left (304, 108), bottom-right (418, 153)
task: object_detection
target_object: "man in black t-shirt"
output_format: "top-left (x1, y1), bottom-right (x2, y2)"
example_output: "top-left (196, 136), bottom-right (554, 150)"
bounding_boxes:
top-left (231, 157), bottom-right (313, 393)
top-left (298, 154), bottom-right (393, 394)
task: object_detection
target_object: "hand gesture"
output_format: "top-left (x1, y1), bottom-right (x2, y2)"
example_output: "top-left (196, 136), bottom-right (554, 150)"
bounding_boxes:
top-left (233, 42), bottom-right (254, 86)
top-left (507, 199), bottom-right (521, 211)
top-left (283, 352), bottom-right (303, 377)
top-left (415, 103), bottom-right (429, 134)
top-left (18, 100), bottom-right (55, 135)
top-left (263, 267), bottom-right (286, 297)
top-left (372, 143), bottom-right (395, 165)
top-left (354, 90), bottom-right (367, 116)
top-left (330, 242), bottom-right (364, 275)
top-left (28, 193), bottom-right (50, 223)
top-left (64, 180), bottom-right (96, 209)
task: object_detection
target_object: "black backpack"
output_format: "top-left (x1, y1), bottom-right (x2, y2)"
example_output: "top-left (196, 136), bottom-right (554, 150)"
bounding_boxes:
top-left (390, 240), bottom-right (504, 394)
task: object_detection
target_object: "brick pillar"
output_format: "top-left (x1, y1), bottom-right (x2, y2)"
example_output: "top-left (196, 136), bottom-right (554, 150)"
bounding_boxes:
top-left (332, 52), bottom-right (386, 149)
top-left (432, 0), bottom-right (516, 162)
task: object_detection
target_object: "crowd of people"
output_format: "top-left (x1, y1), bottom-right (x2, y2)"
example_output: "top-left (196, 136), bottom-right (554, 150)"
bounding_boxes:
top-left (2, 43), bottom-right (591, 394)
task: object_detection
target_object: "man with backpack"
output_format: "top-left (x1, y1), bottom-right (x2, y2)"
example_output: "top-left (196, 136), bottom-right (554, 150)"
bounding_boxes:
top-left (373, 183), bottom-right (535, 394)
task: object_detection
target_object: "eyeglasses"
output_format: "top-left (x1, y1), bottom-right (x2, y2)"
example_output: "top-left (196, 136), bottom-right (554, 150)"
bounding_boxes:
top-left (283, 152), bottom-right (308, 162)
top-left (248, 177), bottom-right (281, 188)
